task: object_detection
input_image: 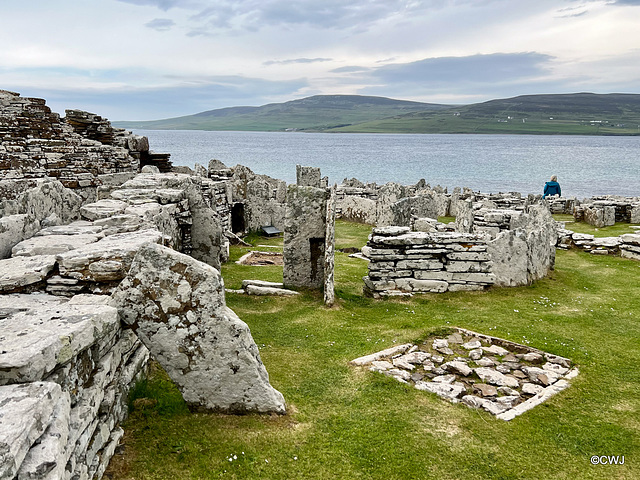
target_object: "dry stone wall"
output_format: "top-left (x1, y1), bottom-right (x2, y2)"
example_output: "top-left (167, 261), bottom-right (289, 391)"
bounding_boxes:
top-left (363, 227), bottom-right (496, 297)
top-left (0, 90), bottom-right (171, 204)
top-left (0, 293), bottom-right (149, 480)
top-left (363, 204), bottom-right (557, 296)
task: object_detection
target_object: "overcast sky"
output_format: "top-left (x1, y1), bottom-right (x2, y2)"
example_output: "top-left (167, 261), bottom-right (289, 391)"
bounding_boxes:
top-left (2, 0), bottom-right (639, 120)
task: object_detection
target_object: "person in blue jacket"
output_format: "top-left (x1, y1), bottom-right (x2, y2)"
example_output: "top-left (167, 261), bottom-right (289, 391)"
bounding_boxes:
top-left (543, 175), bottom-right (561, 198)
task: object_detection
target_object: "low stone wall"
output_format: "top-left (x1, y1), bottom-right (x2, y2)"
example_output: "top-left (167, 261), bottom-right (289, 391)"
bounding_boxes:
top-left (574, 197), bottom-right (640, 226)
top-left (363, 204), bottom-right (557, 296)
top-left (0, 293), bottom-right (149, 480)
top-left (363, 227), bottom-right (495, 297)
top-left (620, 234), bottom-right (640, 260)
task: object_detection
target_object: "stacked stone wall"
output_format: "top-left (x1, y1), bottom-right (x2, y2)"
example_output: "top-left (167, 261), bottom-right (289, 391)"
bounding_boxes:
top-left (363, 227), bottom-right (495, 297)
top-left (0, 293), bottom-right (149, 480)
top-left (0, 90), bottom-right (172, 204)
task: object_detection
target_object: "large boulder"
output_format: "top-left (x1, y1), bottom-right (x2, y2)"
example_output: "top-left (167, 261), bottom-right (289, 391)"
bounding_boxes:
top-left (111, 243), bottom-right (286, 414)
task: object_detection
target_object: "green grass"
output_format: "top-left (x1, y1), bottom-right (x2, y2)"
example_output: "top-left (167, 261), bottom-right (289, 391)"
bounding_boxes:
top-left (554, 214), bottom-right (640, 237)
top-left (111, 221), bottom-right (640, 480)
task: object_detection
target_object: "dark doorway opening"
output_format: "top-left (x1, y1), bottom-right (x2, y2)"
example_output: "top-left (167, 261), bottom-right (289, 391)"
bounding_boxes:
top-left (231, 203), bottom-right (246, 233)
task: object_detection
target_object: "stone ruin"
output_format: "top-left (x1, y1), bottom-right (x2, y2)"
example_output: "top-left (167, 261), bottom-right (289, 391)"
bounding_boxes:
top-left (0, 89), bottom-right (637, 479)
top-left (0, 90), bottom-right (171, 204)
top-left (350, 328), bottom-right (579, 421)
top-left (0, 92), bottom-right (286, 480)
top-left (112, 244), bottom-right (285, 414)
top-left (363, 204), bottom-right (557, 297)
top-left (283, 166), bottom-right (336, 305)
top-left (573, 195), bottom-right (640, 227)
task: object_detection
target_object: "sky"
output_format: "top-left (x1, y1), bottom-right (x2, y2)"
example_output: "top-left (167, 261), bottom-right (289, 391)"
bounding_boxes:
top-left (1, 0), bottom-right (640, 120)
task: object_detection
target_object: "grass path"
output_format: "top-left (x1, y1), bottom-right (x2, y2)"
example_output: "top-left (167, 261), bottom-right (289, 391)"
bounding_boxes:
top-left (109, 221), bottom-right (640, 480)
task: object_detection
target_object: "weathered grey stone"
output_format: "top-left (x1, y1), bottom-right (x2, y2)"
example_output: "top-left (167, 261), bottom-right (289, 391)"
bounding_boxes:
top-left (469, 348), bottom-right (483, 360)
top-left (431, 374), bottom-right (456, 384)
top-left (482, 345), bottom-right (510, 356)
top-left (16, 387), bottom-right (71, 480)
top-left (56, 228), bottom-right (165, 282)
top-left (0, 294), bottom-right (120, 385)
top-left (245, 285), bottom-right (299, 296)
top-left (399, 351), bottom-right (431, 364)
top-left (392, 358), bottom-right (415, 371)
top-left (522, 383), bottom-right (544, 396)
top-left (463, 340), bottom-right (482, 350)
top-left (241, 279), bottom-right (284, 289)
top-left (339, 196), bottom-right (377, 224)
top-left (415, 381), bottom-right (466, 401)
top-left (443, 361), bottom-right (473, 376)
top-left (35, 221), bottom-right (104, 237)
top-left (296, 165), bottom-right (322, 187)
top-left (0, 214), bottom-right (40, 259)
top-left (0, 255), bottom-right (56, 293)
top-left (112, 243), bottom-right (285, 414)
top-left (11, 233), bottom-right (100, 257)
top-left (15, 180), bottom-right (83, 226)
top-left (474, 367), bottom-right (519, 388)
top-left (0, 382), bottom-right (65, 480)
top-left (349, 344), bottom-right (413, 366)
top-left (497, 380), bottom-right (571, 421)
top-left (80, 199), bottom-right (128, 221)
top-left (369, 361), bottom-right (393, 372)
top-left (473, 383), bottom-right (498, 397)
top-left (324, 184), bottom-right (336, 306)
top-left (283, 185), bottom-right (329, 289)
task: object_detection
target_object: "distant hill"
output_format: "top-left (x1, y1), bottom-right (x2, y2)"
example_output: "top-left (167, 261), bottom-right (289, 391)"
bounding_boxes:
top-left (115, 95), bottom-right (450, 132)
top-left (329, 93), bottom-right (640, 135)
top-left (115, 93), bottom-right (640, 135)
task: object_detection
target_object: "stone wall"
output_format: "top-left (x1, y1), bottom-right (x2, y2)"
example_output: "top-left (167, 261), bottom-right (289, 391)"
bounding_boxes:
top-left (283, 185), bottom-right (330, 289)
top-left (574, 197), bottom-right (639, 226)
top-left (224, 164), bottom-right (287, 233)
top-left (0, 293), bottom-right (149, 480)
top-left (363, 205), bottom-right (557, 296)
top-left (363, 227), bottom-right (496, 297)
top-left (0, 90), bottom-right (171, 204)
top-left (0, 174), bottom-right (283, 479)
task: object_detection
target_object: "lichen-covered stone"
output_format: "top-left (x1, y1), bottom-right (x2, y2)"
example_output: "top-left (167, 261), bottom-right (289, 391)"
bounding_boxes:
top-left (111, 243), bottom-right (286, 414)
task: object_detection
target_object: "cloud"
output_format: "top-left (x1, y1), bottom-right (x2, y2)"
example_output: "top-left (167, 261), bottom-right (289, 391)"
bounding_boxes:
top-left (339, 52), bottom-right (559, 103)
top-left (186, 0), bottom-right (449, 34)
top-left (369, 53), bottom-right (554, 86)
top-left (330, 66), bottom-right (372, 73)
top-left (115, 0), bottom-right (184, 11)
top-left (145, 18), bottom-right (176, 31)
top-left (263, 58), bottom-right (332, 66)
top-left (4, 69), bottom-right (309, 120)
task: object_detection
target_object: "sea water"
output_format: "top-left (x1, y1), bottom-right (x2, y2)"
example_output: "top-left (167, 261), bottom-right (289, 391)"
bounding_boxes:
top-left (133, 130), bottom-right (640, 198)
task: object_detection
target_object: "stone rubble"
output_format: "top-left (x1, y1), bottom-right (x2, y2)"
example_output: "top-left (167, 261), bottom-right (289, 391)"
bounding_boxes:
top-left (350, 328), bottom-right (577, 420)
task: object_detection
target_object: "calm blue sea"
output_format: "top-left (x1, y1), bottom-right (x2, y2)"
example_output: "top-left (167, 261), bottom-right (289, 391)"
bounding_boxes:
top-left (133, 130), bottom-right (640, 198)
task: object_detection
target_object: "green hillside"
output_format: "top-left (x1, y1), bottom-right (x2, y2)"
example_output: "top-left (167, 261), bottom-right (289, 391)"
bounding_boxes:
top-left (329, 93), bottom-right (640, 135)
top-left (115, 92), bottom-right (640, 135)
top-left (114, 95), bottom-right (450, 131)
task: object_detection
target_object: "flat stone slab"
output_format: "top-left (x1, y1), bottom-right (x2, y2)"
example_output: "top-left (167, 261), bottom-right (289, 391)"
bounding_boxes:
top-left (35, 221), bottom-right (104, 237)
top-left (0, 255), bottom-right (56, 292)
top-left (350, 328), bottom-right (577, 420)
top-left (112, 243), bottom-right (286, 414)
top-left (0, 294), bottom-right (120, 385)
top-left (11, 234), bottom-right (100, 257)
top-left (80, 199), bottom-right (128, 221)
top-left (244, 285), bottom-right (299, 296)
top-left (56, 229), bottom-right (165, 282)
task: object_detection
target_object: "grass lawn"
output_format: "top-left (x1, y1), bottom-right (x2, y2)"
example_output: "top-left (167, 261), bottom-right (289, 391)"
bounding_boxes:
top-left (108, 221), bottom-right (640, 480)
top-left (553, 214), bottom-right (640, 238)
